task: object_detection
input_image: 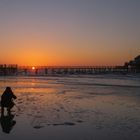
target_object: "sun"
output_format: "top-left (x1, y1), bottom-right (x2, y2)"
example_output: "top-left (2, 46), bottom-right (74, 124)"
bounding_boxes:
top-left (32, 66), bottom-right (35, 70)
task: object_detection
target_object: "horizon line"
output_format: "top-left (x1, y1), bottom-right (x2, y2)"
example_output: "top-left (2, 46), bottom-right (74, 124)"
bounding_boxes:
top-left (0, 64), bottom-right (124, 68)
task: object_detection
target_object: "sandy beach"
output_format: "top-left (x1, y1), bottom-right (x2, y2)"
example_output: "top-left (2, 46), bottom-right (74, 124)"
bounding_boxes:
top-left (0, 75), bottom-right (140, 140)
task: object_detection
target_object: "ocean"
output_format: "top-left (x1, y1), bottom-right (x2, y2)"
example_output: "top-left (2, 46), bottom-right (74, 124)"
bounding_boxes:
top-left (0, 74), bottom-right (140, 140)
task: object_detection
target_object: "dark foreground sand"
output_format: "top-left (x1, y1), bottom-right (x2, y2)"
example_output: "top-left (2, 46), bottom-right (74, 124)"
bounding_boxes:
top-left (0, 75), bottom-right (140, 140)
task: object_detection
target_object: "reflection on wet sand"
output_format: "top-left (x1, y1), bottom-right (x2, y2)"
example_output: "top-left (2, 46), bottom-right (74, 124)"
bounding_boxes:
top-left (0, 113), bottom-right (16, 134)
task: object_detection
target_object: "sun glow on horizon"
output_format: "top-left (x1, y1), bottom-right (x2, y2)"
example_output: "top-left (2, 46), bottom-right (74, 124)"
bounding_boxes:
top-left (32, 66), bottom-right (35, 70)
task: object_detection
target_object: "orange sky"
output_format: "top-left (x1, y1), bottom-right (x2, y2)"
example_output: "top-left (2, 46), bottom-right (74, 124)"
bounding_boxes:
top-left (0, 1), bottom-right (139, 66)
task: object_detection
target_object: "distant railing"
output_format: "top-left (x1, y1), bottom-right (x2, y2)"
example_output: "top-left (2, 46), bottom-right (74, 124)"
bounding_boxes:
top-left (0, 64), bottom-right (139, 76)
top-left (17, 65), bottom-right (139, 76)
top-left (0, 64), bottom-right (18, 76)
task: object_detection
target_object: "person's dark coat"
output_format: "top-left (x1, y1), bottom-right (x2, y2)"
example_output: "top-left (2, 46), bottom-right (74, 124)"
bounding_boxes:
top-left (1, 87), bottom-right (17, 108)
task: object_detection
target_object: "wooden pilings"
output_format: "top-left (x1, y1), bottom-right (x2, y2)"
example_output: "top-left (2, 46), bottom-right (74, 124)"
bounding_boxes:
top-left (16, 66), bottom-right (135, 76)
top-left (0, 64), bottom-right (18, 76)
top-left (0, 65), bottom-right (139, 76)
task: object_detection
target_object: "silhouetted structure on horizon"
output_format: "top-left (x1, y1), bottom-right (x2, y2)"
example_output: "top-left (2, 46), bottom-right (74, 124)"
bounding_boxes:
top-left (124, 55), bottom-right (140, 73)
top-left (0, 55), bottom-right (140, 76)
top-left (0, 64), bottom-right (18, 76)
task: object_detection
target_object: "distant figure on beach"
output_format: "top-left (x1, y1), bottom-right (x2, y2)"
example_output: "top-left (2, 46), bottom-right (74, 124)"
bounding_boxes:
top-left (1, 87), bottom-right (17, 115)
top-left (0, 113), bottom-right (16, 134)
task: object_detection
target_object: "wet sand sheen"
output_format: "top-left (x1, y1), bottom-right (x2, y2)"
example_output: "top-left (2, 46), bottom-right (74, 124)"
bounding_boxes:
top-left (0, 75), bottom-right (140, 140)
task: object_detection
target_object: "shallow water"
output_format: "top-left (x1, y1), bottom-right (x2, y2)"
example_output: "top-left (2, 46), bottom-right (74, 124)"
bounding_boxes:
top-left (0, 75), bottom-right (140, 140)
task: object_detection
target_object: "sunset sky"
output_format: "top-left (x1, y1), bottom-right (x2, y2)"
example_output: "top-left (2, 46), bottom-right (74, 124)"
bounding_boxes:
top-left (0, 0), bottom-right (140, 66)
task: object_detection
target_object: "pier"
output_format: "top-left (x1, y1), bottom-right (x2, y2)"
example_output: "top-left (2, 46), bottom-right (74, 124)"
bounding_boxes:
top-left (16, 65), bottom-right (138, 76)
top-left (0, 54), bottom-right (140, 76)
top-left (0, 64), bottom-right (18, 76)
top-left (0, 65), bottom-right (139, 76)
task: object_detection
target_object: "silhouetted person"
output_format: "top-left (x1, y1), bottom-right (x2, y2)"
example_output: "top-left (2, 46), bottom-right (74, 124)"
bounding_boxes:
top-left (1, 87), bottom-right (17, 115)
top-left (0, 113), bottom-right (16, 134)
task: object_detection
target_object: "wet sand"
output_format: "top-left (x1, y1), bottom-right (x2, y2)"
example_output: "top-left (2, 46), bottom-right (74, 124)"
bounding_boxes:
top-left (0, 75), bottom-right (140, 140)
